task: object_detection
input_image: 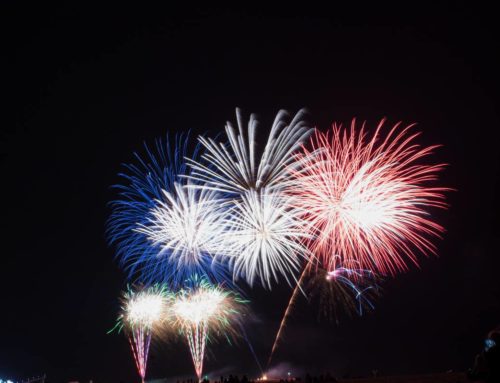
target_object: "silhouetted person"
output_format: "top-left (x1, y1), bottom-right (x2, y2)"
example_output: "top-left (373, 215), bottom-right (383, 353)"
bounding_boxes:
top-left (485, 329), bottom-right (500, 382)
top-left (469, 326), bottom-right (500, 382)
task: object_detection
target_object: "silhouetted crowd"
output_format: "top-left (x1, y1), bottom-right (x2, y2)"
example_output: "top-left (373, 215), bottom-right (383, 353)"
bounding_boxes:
top-left (303, 373), bottom-right (337, 383)
top-left (171, 332), bottom-right (500, 383)
top-left (177, 375), bottom-right (251, 383)
top-left (176, 373), bottom-right (341, 383)
top-left (216, 376), bottom-right (250, 383)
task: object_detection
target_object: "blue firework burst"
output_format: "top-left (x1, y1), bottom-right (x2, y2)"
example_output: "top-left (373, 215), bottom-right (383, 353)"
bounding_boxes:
top-left (107, 133), bottom-right (231, 287)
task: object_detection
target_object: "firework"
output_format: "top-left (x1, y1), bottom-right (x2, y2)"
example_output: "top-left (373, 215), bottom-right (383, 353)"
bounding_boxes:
top-left (189, 108), bottom-right (311, 195)
top-left (318, 264), bottom-right (380, 319)
top-left (289, 119), bottom-right (448, 275)
top-left (179, 109), bottom-right (311, 288)
top-left (267, 261), bottom-right (311, 366)
top-left (269, 119), bottom-right (448, 364)
top-left (171, 277), bottom-right (246, 380)
top-left (136, 182), bottom-right (230, 286)
top-left (267, 264), bottom-right (380, 366)
top-left (107, 134), bottom-right (230, 286)
top-left (220, 188), bottom-right (311, 288)
top-left (113, 285), bottom-right (171, 383)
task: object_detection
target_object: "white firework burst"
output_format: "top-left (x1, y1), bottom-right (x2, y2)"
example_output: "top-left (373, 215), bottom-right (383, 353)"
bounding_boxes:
top-left (136, 182), bottom-right (228, 282)
top-left (220, 189), bottom-right (312, 288)
top-left (188, 108), bottom-right (311, 195)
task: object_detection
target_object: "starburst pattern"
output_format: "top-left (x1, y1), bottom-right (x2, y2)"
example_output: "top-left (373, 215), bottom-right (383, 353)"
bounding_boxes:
top-left (289, 119), bottom-right (448, 275)
top-left (189, 108), bottom-right (311, 195)
top-left (221, 189), bottom-right (312, 288)
top-left (137, 182), bottom-right (229, 285)
top-left (107, 134), bottom-right (230, 286)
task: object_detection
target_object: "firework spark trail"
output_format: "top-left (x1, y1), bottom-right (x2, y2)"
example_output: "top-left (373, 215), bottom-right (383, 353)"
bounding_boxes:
top-left (268, 262), bottom-right (381, 366)
top-left (239, 322), bottom-right (264, 376)
top-left (184, 322), bottom-right (208, 380)
top-left (289, 120), bottom-right (449, 275)
top-left (267, 259), bottom-right (312, 367)
top-left (129, 328), bottom-right (152, 383)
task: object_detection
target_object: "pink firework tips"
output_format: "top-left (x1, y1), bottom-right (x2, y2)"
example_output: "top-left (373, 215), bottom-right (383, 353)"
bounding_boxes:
top-left (288, 119), bottom-right (449, 276)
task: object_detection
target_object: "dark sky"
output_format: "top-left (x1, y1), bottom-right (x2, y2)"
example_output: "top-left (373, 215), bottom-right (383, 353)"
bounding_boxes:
top-left (2, 3), bottom-right (499, 383)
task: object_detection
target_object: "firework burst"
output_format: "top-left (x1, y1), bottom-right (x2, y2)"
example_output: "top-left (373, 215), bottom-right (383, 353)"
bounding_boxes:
top-left (315, 265), bottom-right (380, 319)
top-left (221, 189), bottom-right (311, 289)
top-left (269, 119), bottom-right (448, 364)
top-left (289, 119), bottom-right (448, 275)
top-left (136, 182), bottom-right (230, 286)
top-left (107, 134), bottom-right (230, 286)
top-left (107, 135), bottom-right (189, 276)
top-left (171, 277), bottom-right (246, 380)
top-left (113, 285), bottom-right (171, 383)
top-left (186, 109), bottom-right (313, 288)
top-left (189, 108), bottom-right (311, 195)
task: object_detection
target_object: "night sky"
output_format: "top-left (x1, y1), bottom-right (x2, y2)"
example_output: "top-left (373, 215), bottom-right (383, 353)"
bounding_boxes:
top-left (2, 3), bottom-right (499, 383)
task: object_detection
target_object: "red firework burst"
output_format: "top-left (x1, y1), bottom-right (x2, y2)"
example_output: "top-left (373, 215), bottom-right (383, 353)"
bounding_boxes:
top-left (289, 119), bottom-right (449, 276)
